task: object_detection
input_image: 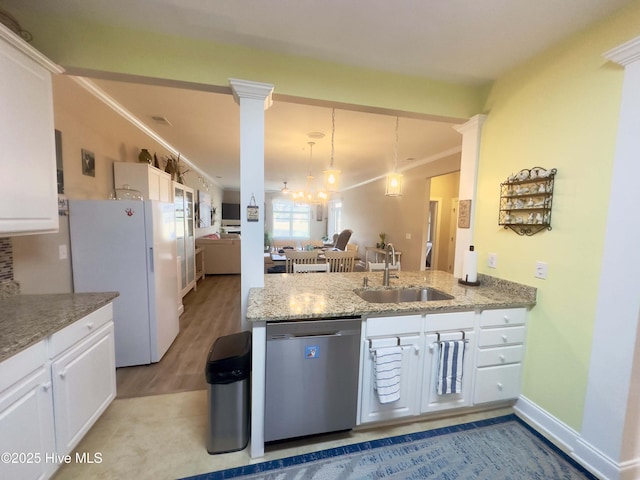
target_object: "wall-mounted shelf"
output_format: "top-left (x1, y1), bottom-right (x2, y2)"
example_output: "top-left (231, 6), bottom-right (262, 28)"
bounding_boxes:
top-left (499, 167), bottom-right (557, 236)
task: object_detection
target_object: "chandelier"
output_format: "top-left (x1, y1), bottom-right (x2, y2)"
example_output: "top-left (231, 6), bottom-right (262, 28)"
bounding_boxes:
top-left (324, 108), bottom-right (340, 192)
top-left (385, 116), bottom-right (403, 197)
top-left (292, 142), bottom-right (328, 204)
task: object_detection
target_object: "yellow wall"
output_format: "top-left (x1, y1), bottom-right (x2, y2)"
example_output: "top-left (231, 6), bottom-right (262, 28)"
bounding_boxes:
top-left (13, 12), bottom-right (485, 121)
top-left (430, 171), bottom-right (461, 272)
top-left (474, 2), bottom-right (640, 429)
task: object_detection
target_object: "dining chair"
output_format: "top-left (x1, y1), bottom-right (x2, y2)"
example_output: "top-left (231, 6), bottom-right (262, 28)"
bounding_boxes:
top-left (367, 261), bottom-right (401, 272)
top-left (285, 250), bottom-right (319, 273)
top-left (293, 262), bottom-right (329, 273)
top-left (346, 243), bottom-right (359, 253)
top-left (325, 250), bottom-right (355, 272)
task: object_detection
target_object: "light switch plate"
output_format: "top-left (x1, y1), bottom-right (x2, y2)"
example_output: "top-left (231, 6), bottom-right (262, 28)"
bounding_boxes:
top-left (488, 253), bottom-right (497, 268)
top-left (535, 261), bottom-right (548, 279)
top-left (59, 244), bottom-right (68, 260)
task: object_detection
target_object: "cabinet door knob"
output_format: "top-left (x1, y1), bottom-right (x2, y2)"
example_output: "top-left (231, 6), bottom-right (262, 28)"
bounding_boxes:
top-left (42, 382), bottom-right (52, 392)
top-left (503, 315), bottom-right (509, 323)
top-left (499, 355), bottom-right (506, 362)
top-left (87, 322), bottom-right (94, 330)
top-left (501, 335), bottom-right (508, 342)
top-left (59, 371), bottom-right (67, 379)
top-left (497, 382), bottom-right (503, 390)
top-left (414, 345), bottom-right (420, 353)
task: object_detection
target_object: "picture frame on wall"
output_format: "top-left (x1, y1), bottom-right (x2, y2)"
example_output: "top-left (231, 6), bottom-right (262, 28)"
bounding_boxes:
top-left (316, 204), bottom-right (323, 222)
top-left (81, 148), bottom-right (95, 177)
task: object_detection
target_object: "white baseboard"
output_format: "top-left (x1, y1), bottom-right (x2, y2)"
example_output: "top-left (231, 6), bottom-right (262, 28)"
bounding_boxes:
top-left (514, 395), bottom-right (610, 479)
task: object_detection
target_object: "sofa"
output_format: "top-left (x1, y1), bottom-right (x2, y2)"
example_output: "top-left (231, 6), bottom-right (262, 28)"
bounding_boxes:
top-left (195, 234), bottom-right (241, 275)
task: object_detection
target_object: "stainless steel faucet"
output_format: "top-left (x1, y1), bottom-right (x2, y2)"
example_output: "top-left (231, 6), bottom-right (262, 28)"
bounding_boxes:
top-left (383, 243), bottom-right (398, 286)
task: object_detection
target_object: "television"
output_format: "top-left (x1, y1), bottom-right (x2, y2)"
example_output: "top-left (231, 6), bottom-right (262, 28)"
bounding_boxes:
top-left (222, 203), bottom-right (241, 221)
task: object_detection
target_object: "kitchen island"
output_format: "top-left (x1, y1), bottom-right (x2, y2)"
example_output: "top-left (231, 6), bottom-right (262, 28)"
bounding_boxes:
top-left (247, 270), bottom-right (536, 458)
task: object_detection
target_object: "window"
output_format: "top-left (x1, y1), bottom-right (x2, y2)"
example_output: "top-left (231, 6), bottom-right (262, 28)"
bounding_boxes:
top-left (272, 199), bottom-right (311, 238)
top-left (327, 200), bottom-right (343, 238)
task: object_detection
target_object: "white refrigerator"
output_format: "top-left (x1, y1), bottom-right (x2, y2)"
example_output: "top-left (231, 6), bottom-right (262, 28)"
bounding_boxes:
top-left (69, 199), bottom-right (179, 367)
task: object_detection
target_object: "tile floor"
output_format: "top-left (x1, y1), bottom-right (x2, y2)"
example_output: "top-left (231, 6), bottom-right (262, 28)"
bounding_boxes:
top-left (53, 390), bottom-right (513, 480)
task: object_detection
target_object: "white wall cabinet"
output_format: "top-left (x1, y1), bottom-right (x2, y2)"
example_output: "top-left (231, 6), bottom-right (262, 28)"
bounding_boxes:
top-left (0, 304), bottom-right (116, 480)
top-left (174, 182), bottom-right (196, 297)
top-left (0, 342), bottom-right (56, 480)
top-left (0, 29), bottom-right (60, 236)
top-left (113, 162), bottom-right (172, 202)
top-left (473, 308), bottom-right (527, 405)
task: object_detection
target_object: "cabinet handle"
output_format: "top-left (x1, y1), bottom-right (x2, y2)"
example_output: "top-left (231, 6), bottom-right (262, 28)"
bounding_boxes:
top-left (59, 371), bottom-right (67, 379)
top-left (503, 315), bottom-right (510, 323)
top-left (42, 382), bottom-right (52, 392)
top-left (501, 335), bottom-right (508, 342)
top-left (429, 344), bottom-right (435, 352)
top-left (414, 345), bottom-right (420, 353)
top-left (497, 382), bottom-right (503, 390)
top-left (499, 355), bottom-right (506, 362)
top-left (87, 322), bottom-right (94, 330)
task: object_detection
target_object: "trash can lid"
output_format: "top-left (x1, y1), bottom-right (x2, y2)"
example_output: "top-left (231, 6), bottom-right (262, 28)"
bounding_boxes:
top-left (206, 331), bottom-right (251, 384)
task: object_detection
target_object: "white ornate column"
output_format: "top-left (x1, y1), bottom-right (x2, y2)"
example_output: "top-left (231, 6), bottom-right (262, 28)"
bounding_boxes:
top-left (229, 79), bottom-right (274, 328)
top-left (453, 114), bottom-right (487, 278)
top-left (574, 37), bottom-right (640, 480)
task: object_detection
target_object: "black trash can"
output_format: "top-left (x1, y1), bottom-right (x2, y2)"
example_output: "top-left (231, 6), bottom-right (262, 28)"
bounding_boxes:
top-left (205, 331), bottom-right (251, 454)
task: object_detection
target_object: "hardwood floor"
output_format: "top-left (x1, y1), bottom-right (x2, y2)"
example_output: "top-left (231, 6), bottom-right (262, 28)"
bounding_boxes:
top-left (115, 274), bottom-right (242, 398)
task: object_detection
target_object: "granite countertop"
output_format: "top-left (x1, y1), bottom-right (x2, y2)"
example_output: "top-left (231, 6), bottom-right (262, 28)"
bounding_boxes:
top-left (246, 270), bottom-right (536, 322)
top-left (0, 292), bottom-right (119, 362)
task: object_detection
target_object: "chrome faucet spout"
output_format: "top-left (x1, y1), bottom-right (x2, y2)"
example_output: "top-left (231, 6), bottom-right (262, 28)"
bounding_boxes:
top-left (383, 243), bottom-right (396, 286)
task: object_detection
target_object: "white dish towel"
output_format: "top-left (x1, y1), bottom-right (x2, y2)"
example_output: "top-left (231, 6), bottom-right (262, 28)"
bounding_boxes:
top-left (374, 345), bottom-right (403, 404)
top-left (437, 340), bottom-right (465, 395)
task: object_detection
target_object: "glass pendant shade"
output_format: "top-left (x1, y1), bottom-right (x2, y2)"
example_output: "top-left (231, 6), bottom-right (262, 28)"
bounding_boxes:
top-left (385, 172), bottom-right (403, 196)
top-left (324, 168), bottom-right (340, 192)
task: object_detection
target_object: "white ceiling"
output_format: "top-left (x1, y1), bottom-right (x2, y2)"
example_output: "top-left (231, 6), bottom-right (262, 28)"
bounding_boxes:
top-left (2, 0), bottom-right (632, 191)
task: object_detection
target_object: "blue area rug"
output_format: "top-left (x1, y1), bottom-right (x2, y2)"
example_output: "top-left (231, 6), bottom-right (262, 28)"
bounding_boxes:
top-left (182, 414), bottom-right (597, 480)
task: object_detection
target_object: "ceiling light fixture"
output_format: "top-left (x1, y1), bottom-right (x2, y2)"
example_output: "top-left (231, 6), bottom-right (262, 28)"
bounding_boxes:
top-left (281, 181), bottom-right (290, 194)
top-left (324, 108), bottom-right (341, 193)
top-left (385, 116), bottom-right (403, 197)
top-left (292, 142), bottom-right (327, 204)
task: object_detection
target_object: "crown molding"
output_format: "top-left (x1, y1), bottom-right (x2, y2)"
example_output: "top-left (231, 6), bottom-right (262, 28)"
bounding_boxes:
top-left (0, 23), bottom-right (64, 74)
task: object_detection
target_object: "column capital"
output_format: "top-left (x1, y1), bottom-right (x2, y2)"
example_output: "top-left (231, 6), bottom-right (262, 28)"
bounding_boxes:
top-left (604, 36), bottom-right (640, 66)
top-left (454, 114), bottom-right (487, 135)
top-left (229, 78), bottom-right (274, 109)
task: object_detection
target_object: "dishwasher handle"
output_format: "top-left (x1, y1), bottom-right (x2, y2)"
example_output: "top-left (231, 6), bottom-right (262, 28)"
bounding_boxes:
top-left (269, 331), bottom-right (356, 341)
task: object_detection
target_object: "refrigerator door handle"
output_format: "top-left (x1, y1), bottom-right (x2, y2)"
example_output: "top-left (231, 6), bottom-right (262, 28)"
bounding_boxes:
top-left (149, 247), bottom-right (154, 272)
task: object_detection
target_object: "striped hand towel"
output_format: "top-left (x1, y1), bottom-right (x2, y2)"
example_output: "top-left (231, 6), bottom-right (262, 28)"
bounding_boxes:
top-left (437, 340), bottom-right (465, 395)
top-left (374, 346), bottom-right (403, 404)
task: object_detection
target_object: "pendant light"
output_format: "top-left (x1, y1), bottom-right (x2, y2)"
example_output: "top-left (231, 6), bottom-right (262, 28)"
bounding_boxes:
top-left (292, 142), bottom-right (327, 204)
top-left (385, 116), bottom-right (403, 197)
top-left (280, 181), bottom-right (290, 194)
top-left (324, 108), bottom-right (341, 193)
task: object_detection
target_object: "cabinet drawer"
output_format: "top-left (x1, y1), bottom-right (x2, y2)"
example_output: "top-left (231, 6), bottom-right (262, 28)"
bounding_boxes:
top-left (480, 308), bottom-right (526, 327)
top-left (366, 315), bottom-right (422, 337)
top-left (478, 326), bottom-right (525, 347)
top-left (425, 311), bottom-right (475, 332)
top-left (474, 364), bottom-right (522, 404)
top-left (476, 345), bottom-right (524, 367)
top-left (49, 304), bottom-right (113, 358)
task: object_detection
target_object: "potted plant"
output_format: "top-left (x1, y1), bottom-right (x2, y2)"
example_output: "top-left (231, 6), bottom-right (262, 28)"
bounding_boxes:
top-left (377, 232), bottom-right (386, 249)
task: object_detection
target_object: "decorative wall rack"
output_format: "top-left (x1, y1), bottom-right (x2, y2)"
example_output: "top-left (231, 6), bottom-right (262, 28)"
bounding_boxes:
top-left (499, 167), bottom-right (557, 236)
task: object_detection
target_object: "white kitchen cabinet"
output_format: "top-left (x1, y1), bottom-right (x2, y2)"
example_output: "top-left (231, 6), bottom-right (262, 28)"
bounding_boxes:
top-left (0, 28), bottom-right (61, 236)
top-left (0, 341), bottom-right (56, 480)
top-left (174, 182), bottom-right (196, 297)
top-left (473, 308), bottom-right (527, 405)
top-left (113, 162), bottom-right (172, 202)
top-left (359, 315), bottom-right (422, 424)
top-left (49, 304), bottom-right (116, 455)
top-left (420, 311), bottom-right (476, 413)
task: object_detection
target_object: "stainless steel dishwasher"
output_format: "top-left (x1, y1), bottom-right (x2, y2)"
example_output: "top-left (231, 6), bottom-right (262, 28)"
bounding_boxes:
top-left (264, 317), bottom-right (361, 442)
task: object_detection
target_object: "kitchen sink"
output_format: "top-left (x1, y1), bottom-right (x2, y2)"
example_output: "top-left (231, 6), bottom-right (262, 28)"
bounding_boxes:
top-left (354, 287), bottom-right (454, 303)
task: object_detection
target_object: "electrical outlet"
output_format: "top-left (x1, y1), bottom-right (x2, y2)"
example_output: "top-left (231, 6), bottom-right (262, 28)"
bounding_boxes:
top-left (488, 253), bottom-right (497, 268)
top-left (535, 261), bottom-right (548, 279)
top-left (405, 233), bottom-right (411, 240)
top-left (59, 244), bottom-right (68, 260)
